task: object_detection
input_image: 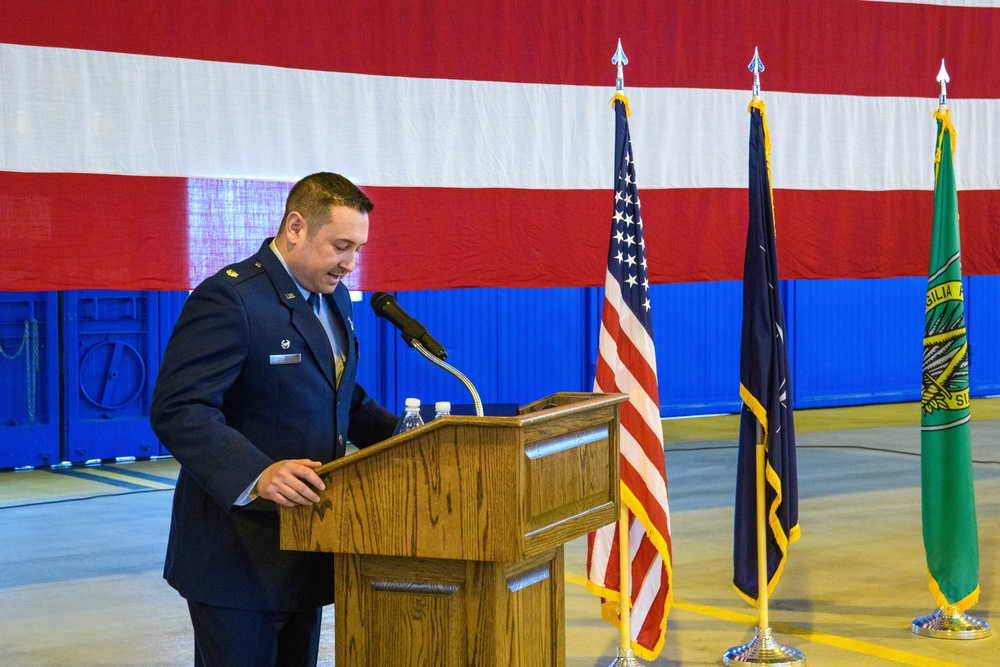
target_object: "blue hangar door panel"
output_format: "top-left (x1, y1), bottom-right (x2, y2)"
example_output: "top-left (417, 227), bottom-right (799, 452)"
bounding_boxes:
top-left (62, 291), bottom-right (162, 462)
top-left (0, 292), bottom-right (60, 469)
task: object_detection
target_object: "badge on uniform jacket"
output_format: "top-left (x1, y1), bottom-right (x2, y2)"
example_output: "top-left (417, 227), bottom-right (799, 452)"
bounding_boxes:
top-left (269, 353), bottom-right (301, 365)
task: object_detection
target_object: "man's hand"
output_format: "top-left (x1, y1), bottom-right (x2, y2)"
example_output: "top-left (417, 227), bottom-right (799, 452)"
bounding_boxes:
top-left (254, 459), bottom-right (326, 507)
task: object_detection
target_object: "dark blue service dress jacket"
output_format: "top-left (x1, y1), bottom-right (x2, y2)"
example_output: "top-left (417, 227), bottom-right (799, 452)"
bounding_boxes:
top-left (150, 238), bottom-right (396, 612)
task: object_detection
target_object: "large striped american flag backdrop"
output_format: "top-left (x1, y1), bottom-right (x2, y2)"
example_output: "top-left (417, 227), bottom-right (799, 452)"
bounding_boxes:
top-left (2, 1), bottom-right (999, 293)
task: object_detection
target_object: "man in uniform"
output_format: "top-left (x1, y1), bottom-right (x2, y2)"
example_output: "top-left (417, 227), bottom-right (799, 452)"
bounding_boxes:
top-left (151, 172), bottom-right (397, 666)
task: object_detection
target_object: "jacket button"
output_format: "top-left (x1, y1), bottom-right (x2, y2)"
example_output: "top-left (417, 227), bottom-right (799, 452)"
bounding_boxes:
top-left (338, 435), bottom-right (345, 446)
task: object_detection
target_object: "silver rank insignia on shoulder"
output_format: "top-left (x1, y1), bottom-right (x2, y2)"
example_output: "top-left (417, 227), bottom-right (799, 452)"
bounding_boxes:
top-left (348, 316), bottom-right (354, 331)
top-left (281, 339), bottom-right (290, 349)
top-left (226, 269), bottom-right (238, 278)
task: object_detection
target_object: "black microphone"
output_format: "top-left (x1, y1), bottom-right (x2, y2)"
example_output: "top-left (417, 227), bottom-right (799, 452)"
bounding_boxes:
top-left (369, 292), bottom-right (448, 360)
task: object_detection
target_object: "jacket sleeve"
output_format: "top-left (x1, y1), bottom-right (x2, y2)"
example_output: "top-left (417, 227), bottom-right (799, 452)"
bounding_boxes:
top-left (150, 278), bottom-right (273, 507)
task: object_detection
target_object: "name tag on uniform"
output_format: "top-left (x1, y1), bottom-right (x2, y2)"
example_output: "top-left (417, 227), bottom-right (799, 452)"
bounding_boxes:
top-left (269, 353), bottom-right (302, 365)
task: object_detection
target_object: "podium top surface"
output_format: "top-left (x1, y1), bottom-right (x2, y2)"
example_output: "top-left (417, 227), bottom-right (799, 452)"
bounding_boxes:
top-left (281, 392), bottom-right (626, 562)
top-left (315, 392), bottom-right (627, 476)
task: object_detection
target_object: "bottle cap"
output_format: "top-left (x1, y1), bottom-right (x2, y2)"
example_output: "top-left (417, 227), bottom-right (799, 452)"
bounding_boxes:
top-left (435, 401), bottom-right (451, 413)
top-left (405, 397), bottom-right (421, 408)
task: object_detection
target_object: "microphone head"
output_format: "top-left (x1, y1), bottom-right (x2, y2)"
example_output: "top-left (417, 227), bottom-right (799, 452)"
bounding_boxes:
top-left (369, 291), bottom-right (394, 315)
top-left (367, 291), bottom-right (448, 360)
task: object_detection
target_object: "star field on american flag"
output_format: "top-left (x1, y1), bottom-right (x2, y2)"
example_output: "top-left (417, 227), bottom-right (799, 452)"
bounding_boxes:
top-left (609, 139), bottom-right (652, 323)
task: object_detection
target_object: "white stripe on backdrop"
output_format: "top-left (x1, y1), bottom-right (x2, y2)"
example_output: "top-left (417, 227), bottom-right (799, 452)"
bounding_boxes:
top-left (3, 43), bottom-right (999, 192)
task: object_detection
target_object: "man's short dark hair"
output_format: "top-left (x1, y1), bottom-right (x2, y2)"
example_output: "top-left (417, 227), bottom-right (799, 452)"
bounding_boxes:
top-left (282, 172), bottom-right (374, 235)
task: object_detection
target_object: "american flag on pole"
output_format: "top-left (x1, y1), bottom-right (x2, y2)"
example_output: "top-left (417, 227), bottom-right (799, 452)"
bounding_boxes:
top-left (587, 93), bottom-right (672, 660)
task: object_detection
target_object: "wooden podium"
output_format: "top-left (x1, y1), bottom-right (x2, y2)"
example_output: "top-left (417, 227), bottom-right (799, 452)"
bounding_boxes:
top-left (279, 392), bottom-right (625, 666)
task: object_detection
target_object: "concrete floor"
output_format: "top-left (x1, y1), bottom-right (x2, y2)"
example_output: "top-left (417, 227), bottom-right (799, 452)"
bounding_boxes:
top-left (1, 401), bottom-right (998, 666)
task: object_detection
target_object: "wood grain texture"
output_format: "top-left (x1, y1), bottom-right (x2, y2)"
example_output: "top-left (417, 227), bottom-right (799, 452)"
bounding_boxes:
top-left (334, 550), bottom-right (566, 666)
top-left (280, 393), bottom-right (624, 562)
top-left (281, 393), bottom-right (625, 666)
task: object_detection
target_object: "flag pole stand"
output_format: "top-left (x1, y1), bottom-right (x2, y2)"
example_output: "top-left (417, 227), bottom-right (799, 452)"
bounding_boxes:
top-left (912, 607), bottom-right (991, 639)
top-left (723, 428), bottom-right (805, 666)
top-left (607, 504), bottom-right (642, 666)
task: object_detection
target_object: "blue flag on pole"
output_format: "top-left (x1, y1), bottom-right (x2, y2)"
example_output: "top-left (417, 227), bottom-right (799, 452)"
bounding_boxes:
top-left (733, 100), bottom-right (800, 605)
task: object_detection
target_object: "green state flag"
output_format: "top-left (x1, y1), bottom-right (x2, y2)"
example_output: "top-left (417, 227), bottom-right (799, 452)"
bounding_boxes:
top-left (920, 108), bottom-right (980, 612)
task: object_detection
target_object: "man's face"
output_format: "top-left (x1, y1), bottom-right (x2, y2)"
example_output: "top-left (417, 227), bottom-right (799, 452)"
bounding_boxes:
top-left (282, 205), bottom-right (369, 294)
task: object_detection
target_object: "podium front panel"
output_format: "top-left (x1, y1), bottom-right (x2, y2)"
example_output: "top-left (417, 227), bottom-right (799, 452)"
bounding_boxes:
top-left (334, 549), bottom-right (565, 667)
top-left (520, 405), bottom-right (619, 555)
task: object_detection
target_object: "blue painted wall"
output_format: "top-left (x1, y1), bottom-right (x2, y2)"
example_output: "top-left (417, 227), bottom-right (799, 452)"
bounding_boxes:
top-left (357, 277), bottom-right (1000, 417)
top-left (1, 278), bottom-right (997, 467)
top-left (355, 287), bottom-right (599, 414)
top-left (790, 278), bottom-right (926, 408)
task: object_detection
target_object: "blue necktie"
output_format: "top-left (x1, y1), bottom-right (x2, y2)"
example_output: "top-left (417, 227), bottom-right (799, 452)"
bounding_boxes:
top-left (308, 293), bottom-right (344, 385)
top-left (307, 292), bottom-right (321, 315)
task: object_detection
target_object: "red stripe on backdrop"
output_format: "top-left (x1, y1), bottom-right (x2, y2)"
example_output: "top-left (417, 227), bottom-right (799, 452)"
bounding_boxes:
top-left (3, 172), bottom-right (187, 291)
top-left (955, 190), bottom-right (1000, 276)
top-left (1, 1), bottom-right (998, 98)
top-left (775, 189), bottom-right (929, 281)
top-left (360, 186), bottom-right (933, 291)
top-left (371, 186), bottom-right (994, 289)
top-left (775, 189), bottom-right (998, 280)
top-left (3, 173), bottom-right (996, 293)
top-left (373, 186), bottom-right (989, 289)
top-left (360, 186), bottom-right (609, 291)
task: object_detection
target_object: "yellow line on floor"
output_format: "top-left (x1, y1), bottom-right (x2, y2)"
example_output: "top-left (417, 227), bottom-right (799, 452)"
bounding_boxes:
top-left (674, 600), bottom-right (966, 667)
top-left (564, 574), bottom-right (965, 667)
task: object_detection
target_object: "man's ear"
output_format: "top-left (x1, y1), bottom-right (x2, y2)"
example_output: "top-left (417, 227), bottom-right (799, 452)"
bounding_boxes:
top-left (283, 211), bottom-right (307, 243)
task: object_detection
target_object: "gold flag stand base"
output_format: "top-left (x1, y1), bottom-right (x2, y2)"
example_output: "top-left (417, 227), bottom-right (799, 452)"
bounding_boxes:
top-left (723, 627), bottom-right (806, 666)
top-left (912, 608), bottom-right (991, 639)
top-left (606, 647), bottom-right (642, 666)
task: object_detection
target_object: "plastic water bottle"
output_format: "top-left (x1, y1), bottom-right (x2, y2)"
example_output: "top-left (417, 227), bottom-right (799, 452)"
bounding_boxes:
top-left (434, 401), bottom-right (451, 419)
top-left (393, 397), bottom-right (425, 435)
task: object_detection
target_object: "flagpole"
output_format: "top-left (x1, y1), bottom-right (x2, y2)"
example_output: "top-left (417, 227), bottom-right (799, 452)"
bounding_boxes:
top-left (755, 428), bottom-right (769, 632)
top-left (723, 49), bottom-right (805, 667)
top-left (724, 423), bottom-right (804, 665)
top-left (911, 60), bottom-right (990, 641)
top-left (611, 505), bottom-right (640, 666)
top-left (606, 38), bottom-right (642, 667)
